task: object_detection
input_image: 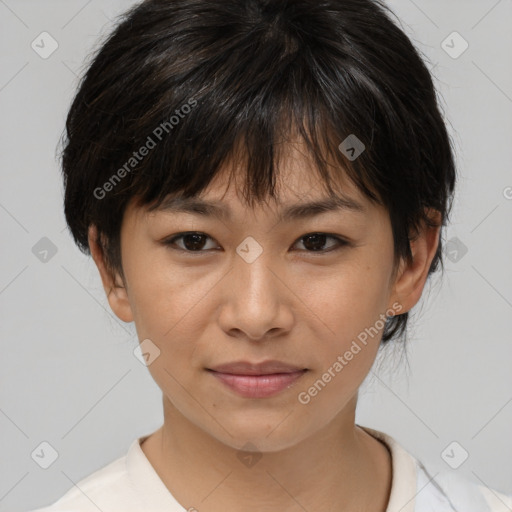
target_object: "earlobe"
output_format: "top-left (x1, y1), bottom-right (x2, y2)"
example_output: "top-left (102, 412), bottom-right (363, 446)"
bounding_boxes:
top-left (87, 225), bottom-right (134, 323)
top-left (388, 209), bottom-right (442, 314)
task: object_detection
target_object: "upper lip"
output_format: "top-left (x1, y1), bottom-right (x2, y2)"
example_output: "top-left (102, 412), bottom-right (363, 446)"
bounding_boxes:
top-left (208, 360), bottom-right (307, 375)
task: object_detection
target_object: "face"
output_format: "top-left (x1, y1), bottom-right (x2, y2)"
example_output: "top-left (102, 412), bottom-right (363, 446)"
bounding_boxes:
top-left (93, 142), bottom-right (432, 452)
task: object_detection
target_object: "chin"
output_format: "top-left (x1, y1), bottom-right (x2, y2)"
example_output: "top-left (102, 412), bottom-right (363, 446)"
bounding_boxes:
top-left (206, 411), bottom-right (315, 453)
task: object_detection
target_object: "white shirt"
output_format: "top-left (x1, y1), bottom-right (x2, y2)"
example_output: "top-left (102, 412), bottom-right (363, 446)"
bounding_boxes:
top-left (29, 426), bottom-right (512, 512)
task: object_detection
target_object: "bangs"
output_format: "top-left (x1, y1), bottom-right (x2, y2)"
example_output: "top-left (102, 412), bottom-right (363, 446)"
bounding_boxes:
top-left (120, 53), bottom-right (383, 214)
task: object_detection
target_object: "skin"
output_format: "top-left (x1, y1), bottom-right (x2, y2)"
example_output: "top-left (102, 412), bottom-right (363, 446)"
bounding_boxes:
top-left (89, 140), bottom-right (441, 512)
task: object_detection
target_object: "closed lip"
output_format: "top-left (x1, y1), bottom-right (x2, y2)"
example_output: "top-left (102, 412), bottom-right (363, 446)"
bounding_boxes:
top-left (207, 360), bottom-right (307, 375)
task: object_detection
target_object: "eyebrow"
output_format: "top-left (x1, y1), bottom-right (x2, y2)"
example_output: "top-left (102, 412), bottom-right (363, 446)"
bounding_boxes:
top-left (155, 195), bottom-right (365, 222)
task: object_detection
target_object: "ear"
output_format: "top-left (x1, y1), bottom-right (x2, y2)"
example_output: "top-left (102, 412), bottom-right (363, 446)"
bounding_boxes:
top-left (388, 209), bottom-right (442, 314)
top-left (88, 225), bottom-right (134, 323)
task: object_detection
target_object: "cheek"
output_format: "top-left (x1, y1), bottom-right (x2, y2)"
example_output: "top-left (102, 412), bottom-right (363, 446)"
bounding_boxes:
top-left (124, 251), bottom-right (216, 337)
top-left (304, 262), bottom-right (392, 353)
top-left (123, 253), bottom-right (229, 391)
top-left (295, 274), bottom-right (387, 415)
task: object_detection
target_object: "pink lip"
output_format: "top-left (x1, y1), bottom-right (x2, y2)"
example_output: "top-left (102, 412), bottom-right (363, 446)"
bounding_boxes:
top-left (207, 360), bottom-right (308, 398)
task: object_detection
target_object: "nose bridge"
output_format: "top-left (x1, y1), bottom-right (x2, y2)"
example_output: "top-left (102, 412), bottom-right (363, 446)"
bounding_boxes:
top-left (219, 240), bottom-right (291, 339)
top-left (233, 242), bottom-right (279, 308)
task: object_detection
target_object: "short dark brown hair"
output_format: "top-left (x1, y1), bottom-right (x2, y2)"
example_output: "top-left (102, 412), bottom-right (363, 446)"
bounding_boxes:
top-left (60, 0), bottom-right (457, 344)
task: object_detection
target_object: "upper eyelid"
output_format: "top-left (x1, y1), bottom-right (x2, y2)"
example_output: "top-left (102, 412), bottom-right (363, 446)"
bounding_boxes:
top-left (165, 232), bottom-right (346, 241)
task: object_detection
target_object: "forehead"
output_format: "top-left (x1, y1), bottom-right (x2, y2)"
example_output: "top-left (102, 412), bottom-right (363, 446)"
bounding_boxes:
top-left (154, 181), bottom-right (366, 228)
top-left (159, 140), bottom-right (368, 214)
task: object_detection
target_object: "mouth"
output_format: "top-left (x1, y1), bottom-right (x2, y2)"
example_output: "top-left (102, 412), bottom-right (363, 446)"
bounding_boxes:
top-left (207, 360), bottom-right (308, 398)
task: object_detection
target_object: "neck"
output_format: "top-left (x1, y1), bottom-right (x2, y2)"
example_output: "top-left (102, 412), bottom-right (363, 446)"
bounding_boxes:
top-left (141, 396), bottom-right (392, 512)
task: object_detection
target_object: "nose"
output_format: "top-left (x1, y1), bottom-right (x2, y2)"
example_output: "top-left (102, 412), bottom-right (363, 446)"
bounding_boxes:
top-left (217, 250), bottom-right (294, 341)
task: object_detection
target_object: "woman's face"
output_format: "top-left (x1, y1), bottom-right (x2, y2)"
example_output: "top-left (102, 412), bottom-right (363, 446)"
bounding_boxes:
top-left (100, 144), bottom-right (419, 452)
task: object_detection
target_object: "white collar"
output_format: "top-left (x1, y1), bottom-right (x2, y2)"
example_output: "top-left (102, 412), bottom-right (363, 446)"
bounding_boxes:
top-left (125, 426), bottom-right (456, 512)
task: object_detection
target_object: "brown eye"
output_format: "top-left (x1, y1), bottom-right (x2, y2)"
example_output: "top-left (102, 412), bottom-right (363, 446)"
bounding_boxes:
top-left (164, 232), bottom-right (219, 252)
top-left (293, 233), bottom-right (348, 253)
top-left (162, 232), bottom-right (349, 255)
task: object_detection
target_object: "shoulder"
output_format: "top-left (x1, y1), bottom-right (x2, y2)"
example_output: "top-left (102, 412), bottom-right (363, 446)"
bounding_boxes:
top-left (414, 459), bottom-right (512, 512)
top-left (27, 449), bottom-right (136, 512)
top-left (436, 472), bottom-right (512, 512)
top-left (359, 425), bottom-right (512, 512)
top-left (28, 434), bottom-right (185, 512)
top-left (478, 484), bottom-right (512, 512)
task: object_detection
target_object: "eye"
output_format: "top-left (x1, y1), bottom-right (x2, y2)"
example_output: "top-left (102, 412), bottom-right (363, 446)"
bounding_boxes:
top-left (292, 233), bottom-right (349, 253)
top-left (163, 232), bottom-right (219, 252)
top-left (162, 231), bottom-right (349, 254)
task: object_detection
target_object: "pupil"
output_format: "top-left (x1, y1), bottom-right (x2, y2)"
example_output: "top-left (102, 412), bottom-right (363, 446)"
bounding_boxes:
top-left (184, 234), bottom-right (205, 251)
top-left (304, 234), bottom-right (326, 251)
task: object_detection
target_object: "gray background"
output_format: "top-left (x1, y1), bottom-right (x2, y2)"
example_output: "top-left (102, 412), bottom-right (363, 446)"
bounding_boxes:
top-left (1, 1), bottom-right (511, 511)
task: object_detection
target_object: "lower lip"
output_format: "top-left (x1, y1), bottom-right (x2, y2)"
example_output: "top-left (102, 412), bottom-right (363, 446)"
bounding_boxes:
top-left (209, 370), bottom-right (307, 398)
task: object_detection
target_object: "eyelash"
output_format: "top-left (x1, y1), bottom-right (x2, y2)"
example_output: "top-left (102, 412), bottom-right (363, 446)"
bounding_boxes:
top-left (162, 232), bottom-right (350, 255)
